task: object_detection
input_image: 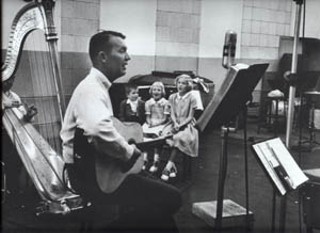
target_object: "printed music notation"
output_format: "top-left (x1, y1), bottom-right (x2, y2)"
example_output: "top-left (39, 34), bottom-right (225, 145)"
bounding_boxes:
top-left (252, 137), bottom-right (309, 195)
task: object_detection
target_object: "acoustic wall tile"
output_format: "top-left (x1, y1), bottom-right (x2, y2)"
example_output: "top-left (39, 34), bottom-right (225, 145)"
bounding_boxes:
top-left (243, 6), bottom-right (253, 20)
top-left (61, 17), bottom-right (71, 35)
top-left (270, 1), bottom-right (278, 10)
top-left (61, 35), bottom-right (76, 51)
top-left (61, 1), bottom-right (99, 20)
top-left (70, 19), bottom-right (98, 36)
top-left (74, 2), bottom-right (98, 20)
top-left (73, 36), bottom-right (90, 52)
top-left (176, 28), bottom-right (194, 43)
top-left (277, 11), bottom-right (286, 24)
top-left (157, 11), bottom-right (170, 27)
top-left (167, 13), bottom-right (183, 29)
top-left (192, 29), bottom-right (200, 44)
top-left (285, 12), bottom-right (291, 24)
top-left (252, 20), bottom-right (261, 33)
top-left (61, 1), bottom-right (75, 19)
top-left (158, 0), bottom-right (181, 12)
top-left (268, 22), bottom-right (277, 35)
top-left (260, 21), bottom-right (269, 34)
top-left (268, 10), bottom-right (277, 22)
top-left (180, 13), bottom-right (195, 28)
top-left (260, 9), bottom-right (270, 21)
top-left (252, 8), bottom-right (262, 20)
top-left (181, 0), bottom-right (194, 14)
top-left (266, 35), bottom-right (279, 47)
top-left (286, 1), bottom-right (292, 12)
top-left (242, 20), bottom-right (252, 33)
top-left (241, 33), bottom-right (251, 46)
top-left (268, 47), bottom-right (278, 59)
top-left (260, 34), bottom-right (268, 47)
top-left (250, 33), bottom-right (260, 46)
top-left (155, 56), bottom-right (197, 73)
top-left (181, 14), bottom-right (193, 28)
top-left (192, 0), bottom-right (201, 14)
top-left (247, 47), bottom-right (260, 58)
top-left (253, 0), bottom-right (262, 8)
top-left (285, 25), bottom-right (291, 36)
top-left (279, 0), bottom-right (287, 11)
top-left (244, 0), bottom-right (254, 7)
top-left (157, 26), bottom-right (170, 42)
top-left (276, 23), bottom-right (285, 35)
top-left (156, 42), bottom-right (198, 57)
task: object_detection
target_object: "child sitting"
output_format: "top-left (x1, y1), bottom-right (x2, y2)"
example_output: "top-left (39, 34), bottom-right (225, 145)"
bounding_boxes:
top-left (142, 82), bottom-right (170, 172)
top-left (161, 74), bottom-right (199, 181)
top-left (119, 83), bottom-right (145, 125)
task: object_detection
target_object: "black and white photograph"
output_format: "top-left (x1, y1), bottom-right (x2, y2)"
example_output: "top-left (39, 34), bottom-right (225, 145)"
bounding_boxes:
top-left (1, 0), bottom-right (320, 233)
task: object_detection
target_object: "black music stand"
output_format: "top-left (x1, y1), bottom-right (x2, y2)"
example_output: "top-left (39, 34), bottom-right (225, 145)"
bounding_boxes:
top-left (192, 63), bottom-right (269, 230)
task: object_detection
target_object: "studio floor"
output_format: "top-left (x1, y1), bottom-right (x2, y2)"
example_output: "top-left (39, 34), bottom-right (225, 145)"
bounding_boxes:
top-left (1, 116), bottom-right (320, 233)
top-left (175, 116), bottom-right (320, 233)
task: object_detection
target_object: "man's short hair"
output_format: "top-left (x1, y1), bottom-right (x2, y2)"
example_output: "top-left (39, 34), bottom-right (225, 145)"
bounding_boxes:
top-left (89, 30), bottom-right (126, 63)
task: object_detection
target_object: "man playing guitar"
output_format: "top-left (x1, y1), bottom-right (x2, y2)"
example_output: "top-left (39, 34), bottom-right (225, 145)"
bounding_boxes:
top-left (60, 30), bottom-right (182, 232)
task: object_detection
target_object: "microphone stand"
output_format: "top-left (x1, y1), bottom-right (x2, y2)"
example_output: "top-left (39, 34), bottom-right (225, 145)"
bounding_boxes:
top-left (192, 33), bottom-right (269, 233)
top-left (285, 0), bottom-right (303, 148)
top-left (282, 1), bottom-right (304, 233)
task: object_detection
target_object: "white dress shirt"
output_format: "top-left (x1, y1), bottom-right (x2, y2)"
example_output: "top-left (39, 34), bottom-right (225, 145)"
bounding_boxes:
top-left (60, 67), bottom-right (134, 163)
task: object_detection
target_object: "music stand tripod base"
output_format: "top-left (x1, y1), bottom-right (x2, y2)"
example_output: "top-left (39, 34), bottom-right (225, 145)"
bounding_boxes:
top-left (192, 199), bottom-right (254, 229)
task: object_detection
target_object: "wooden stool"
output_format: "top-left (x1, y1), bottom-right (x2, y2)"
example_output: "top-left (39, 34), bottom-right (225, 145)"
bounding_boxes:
top-left (257, 96), bottom-right (286, 136)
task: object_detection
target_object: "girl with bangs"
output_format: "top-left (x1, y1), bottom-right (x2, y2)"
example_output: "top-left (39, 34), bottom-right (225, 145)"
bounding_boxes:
top-left (142, 81), bottom-right (170, 172)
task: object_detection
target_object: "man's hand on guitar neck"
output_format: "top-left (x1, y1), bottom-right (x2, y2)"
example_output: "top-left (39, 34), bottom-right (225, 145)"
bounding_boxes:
top-left (120, 145), bottom-right (142, 173)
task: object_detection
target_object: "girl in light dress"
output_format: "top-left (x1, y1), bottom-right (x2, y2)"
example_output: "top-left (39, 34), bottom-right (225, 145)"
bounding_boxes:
top-left (142, 82), bottom-right (170, 172)
top-left (160, 74), bottom-right (199, 181)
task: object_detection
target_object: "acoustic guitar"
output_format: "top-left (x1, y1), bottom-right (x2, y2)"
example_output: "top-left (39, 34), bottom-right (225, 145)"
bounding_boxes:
top-left (94, 117), bottom-right (170, 193)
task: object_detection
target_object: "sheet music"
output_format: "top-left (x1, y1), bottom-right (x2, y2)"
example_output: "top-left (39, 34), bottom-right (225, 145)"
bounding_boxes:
top-left (253, 142), bottom-right (286, 195)
top-left (252, 137), bottom-right (309, 195)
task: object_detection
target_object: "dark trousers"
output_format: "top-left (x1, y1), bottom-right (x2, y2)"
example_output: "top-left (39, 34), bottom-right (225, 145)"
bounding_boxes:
top-left (69, 167), bottom-right (182, 232)
top-left (108, 172), bottom-right (182, 232)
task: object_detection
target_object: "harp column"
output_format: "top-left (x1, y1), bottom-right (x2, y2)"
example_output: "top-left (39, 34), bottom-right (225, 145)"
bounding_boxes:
top-left (43, 0), bottom-right (66, 120)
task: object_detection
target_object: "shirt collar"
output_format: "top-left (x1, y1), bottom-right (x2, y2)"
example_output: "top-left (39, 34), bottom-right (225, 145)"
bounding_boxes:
top-left (90, 67), bottom-right (112, 89)
top-left (177, 92), bottom-right (190, 100)
top-left (127, 98), bottom-right (138, 104)
top-left (150, 97), bottom-right (165, 104)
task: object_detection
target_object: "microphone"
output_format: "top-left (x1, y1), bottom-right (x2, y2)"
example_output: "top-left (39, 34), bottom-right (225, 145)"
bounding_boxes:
top-left (222, 30), bottom-right (237, 69)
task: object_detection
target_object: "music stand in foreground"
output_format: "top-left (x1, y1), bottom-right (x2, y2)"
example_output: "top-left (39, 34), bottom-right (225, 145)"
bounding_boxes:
top-left (192, 63), bottom-right (269, 230)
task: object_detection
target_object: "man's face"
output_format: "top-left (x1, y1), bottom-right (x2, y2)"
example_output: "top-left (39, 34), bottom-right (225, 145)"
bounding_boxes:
top-left (105, 36), bottom-right (130, 81)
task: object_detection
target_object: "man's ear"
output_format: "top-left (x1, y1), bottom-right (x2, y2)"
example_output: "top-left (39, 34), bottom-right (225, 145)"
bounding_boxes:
top-left (98, 51), bottom-right (108, 63)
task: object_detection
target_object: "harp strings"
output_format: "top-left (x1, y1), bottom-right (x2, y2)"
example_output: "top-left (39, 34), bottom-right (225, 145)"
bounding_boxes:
top-left (26, 30), bottom-right (61, 154)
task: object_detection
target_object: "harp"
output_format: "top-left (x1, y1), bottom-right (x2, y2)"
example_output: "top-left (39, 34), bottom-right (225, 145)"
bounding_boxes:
top-left (2, 0), bottom-right (83, 214)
